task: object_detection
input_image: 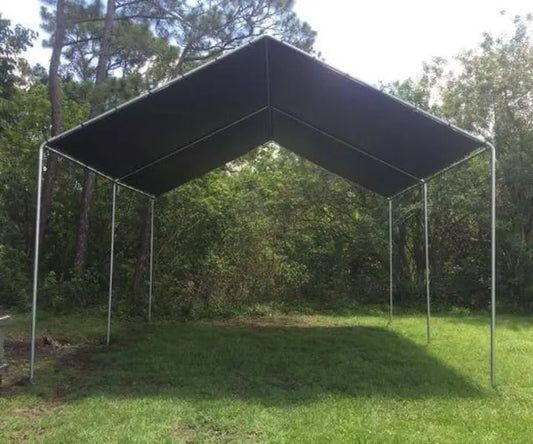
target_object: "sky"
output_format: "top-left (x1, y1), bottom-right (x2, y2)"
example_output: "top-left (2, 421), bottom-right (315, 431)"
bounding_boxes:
top-left (1, 0), bottom-right (531, 84)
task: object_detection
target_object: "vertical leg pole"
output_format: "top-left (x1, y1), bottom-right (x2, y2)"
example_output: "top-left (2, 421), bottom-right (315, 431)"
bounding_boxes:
top-left (30, 144), bottom-right (45, 382)
top-left (106, 183), bottom-right (117, 346)
top-left (148, 198), bottom-right (154, 322)
top-left (423, 181), bottom-right (431, 343)
top-left (389, 198), bottom-right (393, 323)
top-left (490, 145), bottom-right (497, 386)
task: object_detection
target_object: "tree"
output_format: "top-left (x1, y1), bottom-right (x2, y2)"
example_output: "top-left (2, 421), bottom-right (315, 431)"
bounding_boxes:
top-left (74, 0), bottom-right (116, 272)
top-left (0, 15), bottom-right (37, 121)
top-left (381, 14), bottom-right (533, 309)
top-left (39, 0), bottom-right (67, 243)
top-left (440, 13), bottom-right (533, 305)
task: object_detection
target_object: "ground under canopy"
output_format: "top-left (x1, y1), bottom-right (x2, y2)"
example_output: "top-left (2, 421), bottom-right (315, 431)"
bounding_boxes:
top-left (1, 312), bottom-right (531, 443)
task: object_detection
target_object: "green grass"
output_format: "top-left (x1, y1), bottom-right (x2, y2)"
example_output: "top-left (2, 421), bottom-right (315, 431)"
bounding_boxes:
top-left (1, 311), bottom-right (533, 443)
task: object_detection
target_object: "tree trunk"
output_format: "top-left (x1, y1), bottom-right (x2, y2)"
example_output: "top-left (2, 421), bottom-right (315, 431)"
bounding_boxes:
top-left (413, 204), bottom-right (426, 299)
top-left (40, 0), bottom-right (67, 242)
top-left (131, 201), bottom-right (152, 306)
top-left (73, 0), bottom-right (116, 272)
top-left (93, 0), bottom-right (115, 98)
top-left (73, 170), bottom-right (96, 271)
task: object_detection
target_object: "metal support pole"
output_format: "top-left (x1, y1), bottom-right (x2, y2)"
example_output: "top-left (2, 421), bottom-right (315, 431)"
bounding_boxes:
top-left (423, 181), bottom-right (431, 343)
top-left (106, 183), bottom-right (117, 346)
top-left (29, 144), bottom-right (45, 382)
top-left (148, 198), bottom-right (154, 322)
top-left (389, 198), bottom-right (393, 323)
top-left (490, 144), bottom-right (497, 386)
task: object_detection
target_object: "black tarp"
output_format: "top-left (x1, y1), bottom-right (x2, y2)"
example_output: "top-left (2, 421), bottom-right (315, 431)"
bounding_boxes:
top-left (47, 36), bottom-right (485, 197)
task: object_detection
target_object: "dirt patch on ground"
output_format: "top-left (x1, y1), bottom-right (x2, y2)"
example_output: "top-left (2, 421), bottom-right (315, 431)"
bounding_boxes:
top-left (170, 423), bottom-right (263, 443)
top-left (1, 334), bottom-right (107, 442)
top-left (171, 424), bottom-right (198, 443)
top-left (6, 402), bottom-right (63, 444)
top-left (1, 336), bottom-right (97, 393)
top-left (11, 401), bottom-right (62, 421)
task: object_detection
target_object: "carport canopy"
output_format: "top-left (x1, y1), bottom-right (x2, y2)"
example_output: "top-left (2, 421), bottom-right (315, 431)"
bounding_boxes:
top-left (32, 35), bottom-right (497, 387)
top-left (45, 35), bottom-right (487, 198)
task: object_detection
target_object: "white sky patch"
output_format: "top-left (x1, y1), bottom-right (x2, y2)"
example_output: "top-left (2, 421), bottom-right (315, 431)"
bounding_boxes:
top-left (1, 0), bottom-right (531, 84)
top-left (1, 0), bottom-right (45, 65)
top-left (294, 0), bottom-right (531, 83)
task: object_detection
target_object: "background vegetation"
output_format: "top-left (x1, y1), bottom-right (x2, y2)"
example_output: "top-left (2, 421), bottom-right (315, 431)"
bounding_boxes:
top-left (0, 2), bottom-right (532, 319)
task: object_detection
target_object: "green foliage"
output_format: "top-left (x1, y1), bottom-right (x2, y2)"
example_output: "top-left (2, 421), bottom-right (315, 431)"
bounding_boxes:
top-left (381, 15), bottom-right (533, 311)
top-left (0, 12), bottom-right (532, 316)
top-left (0, 14), bottom-right (36, 99)
top-left (440, 14), bottom-right (533, 307)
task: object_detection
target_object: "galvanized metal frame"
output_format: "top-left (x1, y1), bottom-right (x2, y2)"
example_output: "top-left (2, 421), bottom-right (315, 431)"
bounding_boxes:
top-left (29, 143), bottom-right (45, 382)
top-left (385, 142), bottom-right (496, 385)
top-left (46, 145), bottom-right (155, 198)
top-left (391, 146), bottom-right (490, 201)
top-left (30, 140), bottom-right (497, 386)
top-left (388, 198), bottom-right (393, 323)
top-left (148, 198), bottom-right (155, 322)
top-left (423, 181), bottom-right (431, 343)
top-left (106, 183), bottom-right (117, 346)
top-left (29, 143), bottom-right (156, 382)
top-left (28, 37), bottom-right (497, 384)
top-left (387, 181), bottom-right (432, 338)
top-left (489, 143), bottom-right (497, 386)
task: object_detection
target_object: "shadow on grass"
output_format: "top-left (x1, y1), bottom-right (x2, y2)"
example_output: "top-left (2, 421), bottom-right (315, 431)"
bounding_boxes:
top-left (45, 321), bottom-right (483, 405)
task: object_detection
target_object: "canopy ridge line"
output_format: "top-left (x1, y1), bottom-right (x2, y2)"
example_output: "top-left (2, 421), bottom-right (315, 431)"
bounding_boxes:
top-left (265, 37), bottom-right (273, 140)
top-left (119, 106), bottom-right (269, 181)
top-left (270, 106), bottom-right (422, 183)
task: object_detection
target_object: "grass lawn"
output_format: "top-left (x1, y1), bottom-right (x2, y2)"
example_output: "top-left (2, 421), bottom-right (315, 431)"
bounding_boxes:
top-left (1, 311), bottom-right (532, 443)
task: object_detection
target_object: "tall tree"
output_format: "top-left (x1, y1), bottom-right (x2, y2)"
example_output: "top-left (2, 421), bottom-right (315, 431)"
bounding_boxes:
top-left (124, 0), bottom-right (315, 75)
top-left (74, 0), bottom-right (116, 272)
top-left (39, 0), bottom-right (68, 242)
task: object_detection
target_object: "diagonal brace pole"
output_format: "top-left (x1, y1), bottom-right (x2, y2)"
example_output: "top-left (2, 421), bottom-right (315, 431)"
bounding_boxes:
top-left (148, 198), bottom-right (154, 322)
top-left (29, 143), bottom-right (45, 382)
top-left (423, 181), bottom-right (431, 343)
top-left (106, 183), bottom-right (117, 345)
top-left (489, 143), bottom-right (497, 386)
top-left (389, 198), bottom-right (393, 323)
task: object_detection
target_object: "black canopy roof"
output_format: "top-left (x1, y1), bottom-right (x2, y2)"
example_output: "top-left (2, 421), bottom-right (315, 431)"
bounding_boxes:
top-left (46, 36), bottom-right (486, 198)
